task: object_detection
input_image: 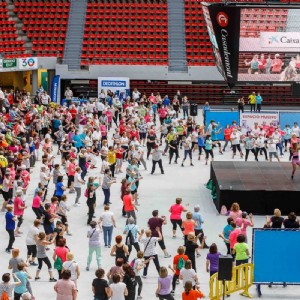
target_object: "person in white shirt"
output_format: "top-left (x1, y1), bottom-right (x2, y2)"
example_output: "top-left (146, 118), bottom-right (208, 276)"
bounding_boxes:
top-left (230, 129), bottom-right (243, 159)
top-left (268, 138), bottom-right (280, 162)
top-left (25, 219), bottom-right (41, 266)
top-left (291, 122), bottom-right (300, 138)
top-left (255, 134), bottom-right (268, 160)
top-left (251, 122), bottom-right (260, 137)
top-left (64, 87), bottom-right (73, 107)
top-left (74, 167), bottom-right (85, 206)
top-left (99, 205), bottom-right (116, 247)
top-left (179, 260), bottom-right (198, 288)
top-left (92, 128), bottom-right (101, 151)
top-left (272, 128), bottom-right (284, 157)
top-left (0, 87), bottom-right (5, 112)
top-left (41, 91), bottom-right (51, 106)
top-left (62, 252), bottom-right (80, 288)
top-left (132, 88), bottom-right (141, 101)
top-left (110, 274), bottom-right (128, 300)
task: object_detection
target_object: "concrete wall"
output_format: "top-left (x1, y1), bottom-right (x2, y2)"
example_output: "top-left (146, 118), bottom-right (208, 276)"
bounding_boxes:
top-left (55, 64), bottom-right (224, 81)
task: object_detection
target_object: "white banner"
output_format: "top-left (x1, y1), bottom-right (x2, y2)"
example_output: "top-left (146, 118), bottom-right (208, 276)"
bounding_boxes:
top-left (260, 32), bottom-right (300, 48)
top-left (98, 77), bottom-right (130, 99)
top-left (240, 113), bottom-right (279, 134)
top-left (18, 57), bottom-right (38, 70)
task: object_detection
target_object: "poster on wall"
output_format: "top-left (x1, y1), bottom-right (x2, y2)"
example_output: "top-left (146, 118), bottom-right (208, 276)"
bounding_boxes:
top-left (240, 112), bottom-right (279, 134)
top-left (18, 57), bottom-right (38, 70)
top-left (98, 77), bottom-right (130, 100)
top-left (0, 58), bottom-right (18, 72)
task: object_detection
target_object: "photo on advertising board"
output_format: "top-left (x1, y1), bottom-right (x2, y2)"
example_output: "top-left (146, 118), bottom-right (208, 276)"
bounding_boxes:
top-left (238, 8), bottom-right (300, 82)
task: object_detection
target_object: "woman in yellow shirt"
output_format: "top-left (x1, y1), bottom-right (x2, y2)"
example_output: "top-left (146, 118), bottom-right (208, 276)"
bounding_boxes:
top-left (107, 146), bottom-right (117, 178)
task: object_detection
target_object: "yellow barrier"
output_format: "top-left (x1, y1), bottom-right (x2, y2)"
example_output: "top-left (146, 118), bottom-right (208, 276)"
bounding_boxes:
top-left (209, 263), bottom-right (254, 300)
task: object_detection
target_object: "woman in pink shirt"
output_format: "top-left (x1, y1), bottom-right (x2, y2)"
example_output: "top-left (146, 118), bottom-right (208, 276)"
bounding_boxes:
top-left (14, 190), bottom-right (27, 235)
top-left (53, 238), bottom-right (69, 279)
top-left (32, 190), bottom-right (43, 219)
top-left (169, 198), bottom-right (188, 238)
top-left (236, 212), bottom-right (254, 242)
top-left (20, 165), bottom-right (30, 188)
top-left (229, 202), bottom-right (242, 221)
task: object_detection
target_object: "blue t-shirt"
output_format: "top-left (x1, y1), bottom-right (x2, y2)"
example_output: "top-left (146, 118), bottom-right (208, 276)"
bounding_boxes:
top-left (52, 119), bottom-right (61, 129)
top-left (192, 212), bottom-right (203, 230)
top-left (198, 136), bottom-right (205, 147)
top-left (223, 224), bottom-right (234, 241)
top-left (127, 176), bottom-right (137, 191)
top-left (5, 212), bottom-right (15, 230)
top-left (152, 104), bottom-right (157, 113)
top-left (163, 98), bottom-right (170, 106)
top-left (55, 182), bottom-right (64, 197)
top-left (256, 95), bottom-right (262, 104)
top-left (72, 135), bottom-right (82, 148)
top-left (14, 271), bottom-right (28, 294)
top-left (125, 224), bottom-right (139, 243)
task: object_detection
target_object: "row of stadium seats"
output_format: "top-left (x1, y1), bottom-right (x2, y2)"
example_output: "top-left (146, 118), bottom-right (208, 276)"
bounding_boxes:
top-left (81, 0), bottom-right (169, 65)
top-left (0, 0), bottom-right (25, 56)
top-left (13, 0), bottom-right (70, 58)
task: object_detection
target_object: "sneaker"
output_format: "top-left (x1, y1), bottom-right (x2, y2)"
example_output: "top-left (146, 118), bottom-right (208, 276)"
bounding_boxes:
top-left (35, 277), bottom-right (40, 280)
top-left (171, 290), bottom-right (175, 296)
top-left (190, 163), bottom-right (194, 166)
top-left (108, 245), bottom-right (111, 248)
top-left (164, 254), bottom-right (171, 258)
top-left (86, 267), bottom-right (90, 271)
top-left (137, 296), bottom-right (143, 300)
top-left (49, 278), bottom-right (57, 282)
top-left (5, 248), bottom-right (10, 253)
top-left (30, 262), bottom-right (38, 266)
top-left (69, 190), bottom-right (75, 194)
top-left (181, 164), bottom-right (184, 167)
top-left (142, 275), bottom-right (147, 279)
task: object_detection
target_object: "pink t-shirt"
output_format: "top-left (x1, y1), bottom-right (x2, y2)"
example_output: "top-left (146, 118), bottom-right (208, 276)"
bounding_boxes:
top-left (32, 195), bottom-right (42, 208)
top-left (170, 204), bottom-right (184, 220)
top-left (229, 210), bottom-right (242, 222)
top-left (14, 197), bottom-right (25, 216)
top-left (54, 278), bottom-right (76, 299)
top-left (55, 246), bottom-right (69, 263)
top-left (235, 218), bottom-right (251, 236)
top-left (229, 228), bottom-right (242, 249)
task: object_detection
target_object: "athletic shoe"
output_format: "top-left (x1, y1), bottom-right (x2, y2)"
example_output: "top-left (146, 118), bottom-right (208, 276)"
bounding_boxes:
top-left (86, 267), bottom-right (90, 271)
top-left (137, 296), bottom-right (143, 299)
top-left (164, 254), bottom-right (171, 258)
top-left (49, 278), bottom-right (57, 282)
top-left (142, 275), bottom-right (147, 279)
top-left (30, 262), bottom-right (38, 266)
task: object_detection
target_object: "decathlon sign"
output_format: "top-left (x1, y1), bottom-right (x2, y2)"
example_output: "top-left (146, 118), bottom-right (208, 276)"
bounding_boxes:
top-left (98, 77), bottom-right (130, 98)
top-left (261, 32), bottom-right (300, 48)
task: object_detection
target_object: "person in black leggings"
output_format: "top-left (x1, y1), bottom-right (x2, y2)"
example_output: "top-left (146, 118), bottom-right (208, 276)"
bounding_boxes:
top-left (169, 198), bottom-right (188, 238)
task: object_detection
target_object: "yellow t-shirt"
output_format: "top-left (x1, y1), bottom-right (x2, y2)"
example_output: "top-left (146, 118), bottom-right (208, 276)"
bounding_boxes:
top-left (0, 155), bottom-right (8, 168)
top-left (248, 94), bottom-right (256, 104)
top-left (107, 151), bottom-right (116, 164)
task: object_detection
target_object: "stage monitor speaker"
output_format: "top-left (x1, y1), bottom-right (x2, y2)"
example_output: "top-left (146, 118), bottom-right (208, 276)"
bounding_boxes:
top-left (190, 103), bottom-right (198, 116)
top-left (218, 255), bottom-right (233, 281)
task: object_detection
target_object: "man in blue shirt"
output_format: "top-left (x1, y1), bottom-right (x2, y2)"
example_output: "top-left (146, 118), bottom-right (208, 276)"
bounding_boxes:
top-left (5, 206), bottom-right (16, 253)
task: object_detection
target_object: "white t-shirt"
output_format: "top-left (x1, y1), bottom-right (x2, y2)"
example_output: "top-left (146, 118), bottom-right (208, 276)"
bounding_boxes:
top-left (292, 126), bottom-right (300, 137)
top-left (26, 225), bottom-right (39, 245)
top-left (74, 173), bottom-right (82, 188)
top-left (87, 227), bottom-right (101, 247)
top-left (62, 260), bottom-right (78, 281)
top-left (110, 282), bottom-right (126, 300)
top-left (140, 237), bottom-right (158, 256)
top-left (230, 132), bottom-right (241, 145)
top-left (180, 268), bottom-right (197, 286)
top-left (256, 137), bottom-right (265, 148)
top-left (133, 258), bottom-right (143, 276)
top-left (100, 211), bottom-right (114, 227)
top-left (268, 141), bottom-right (277, 152)
top-left (40, 172), bottom-right (49, 186)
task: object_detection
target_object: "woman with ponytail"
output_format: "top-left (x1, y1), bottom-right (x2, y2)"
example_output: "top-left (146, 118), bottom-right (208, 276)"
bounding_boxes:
top-left (182, 280), bottom-right (204, 300)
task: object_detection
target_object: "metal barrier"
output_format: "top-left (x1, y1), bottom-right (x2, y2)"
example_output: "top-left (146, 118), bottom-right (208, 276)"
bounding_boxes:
top-left (209, 263), bottom-right (254, 300)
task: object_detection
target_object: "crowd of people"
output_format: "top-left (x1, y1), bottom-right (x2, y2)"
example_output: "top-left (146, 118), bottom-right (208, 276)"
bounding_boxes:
top-left (0, 86), bottom-right (298, 300)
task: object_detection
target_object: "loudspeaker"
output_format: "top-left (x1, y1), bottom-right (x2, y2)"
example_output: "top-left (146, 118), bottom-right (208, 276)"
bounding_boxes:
top-left (190, 103), bottom-right (198, 116)
top-left (218, 255), bottom-right (233, 281)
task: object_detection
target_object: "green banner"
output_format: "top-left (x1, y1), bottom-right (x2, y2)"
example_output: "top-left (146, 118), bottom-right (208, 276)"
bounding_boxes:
top-left (3, 59), bottom-right (17, 68)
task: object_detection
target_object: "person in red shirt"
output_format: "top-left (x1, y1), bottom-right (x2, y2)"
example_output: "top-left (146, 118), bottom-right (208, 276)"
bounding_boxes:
top-left (129, 126), bottom-right (140, 141)
top-left (123, 190), bottom-right (138, 223)
top-left (171, 246), bottom-right (189, 294)
top-left (182, 280), bottom-right (204, 300)
top-left (69, 105), bottom-right (77, 123)
top-left (223, 124), bottom-right (232, 152)
top-left (67, 158), bottom-right (76, 192)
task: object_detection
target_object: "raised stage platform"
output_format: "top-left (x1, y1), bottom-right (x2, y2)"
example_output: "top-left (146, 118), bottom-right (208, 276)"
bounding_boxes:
top-left (210, 162), bottom-right (300, 215)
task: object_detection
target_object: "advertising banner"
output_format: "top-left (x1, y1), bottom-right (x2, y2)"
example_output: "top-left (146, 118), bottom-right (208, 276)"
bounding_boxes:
top-left (18, 57), bottom-right (38, 70)
top-left (260, 32), bottom-right (300, 48)
top-left (204, 5), bottom-right (241, 86)
top-left (240, 112), bottom-right (279, 134)
top-left (51, 75), bottom-right (60, 104)
top-left (98, 77), bottom-right (130, 100)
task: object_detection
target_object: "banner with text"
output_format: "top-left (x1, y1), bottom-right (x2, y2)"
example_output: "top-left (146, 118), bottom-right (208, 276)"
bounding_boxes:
top-left (260, 32), bottom-right (300, 49)
top-left (18, 57), bottom-right (38, 70)
top-left (240, 112), bottom-right (279, 134)
top-left (51, 75), bottom-right (60, 104)
top-left (0, 57), bottom-right (38, 72)
top-left (203, 4), bottom-right (241, 86)
top-left (98, 77), bottom-right (130, 100)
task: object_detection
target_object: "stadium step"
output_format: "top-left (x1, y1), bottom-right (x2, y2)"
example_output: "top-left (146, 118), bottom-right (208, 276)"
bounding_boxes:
top-left (167, 0), bottom-right (188, 72)
top-left (63, 0), bottom-right (88, 70)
